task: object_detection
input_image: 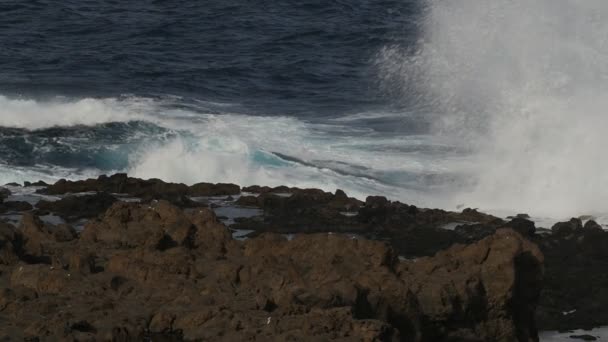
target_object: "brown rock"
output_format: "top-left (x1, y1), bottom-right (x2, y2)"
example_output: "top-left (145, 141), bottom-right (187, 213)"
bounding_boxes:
top-left (0, 223), bottom-right (18, 265)
top-left (36, 192), bottom-right (117, 221)
top-left (0, 197), bottom-right (542, 342)
top-left (188, 182), bottom-right (240, 196)
top-left (0, 187), bottom-right (10, 201)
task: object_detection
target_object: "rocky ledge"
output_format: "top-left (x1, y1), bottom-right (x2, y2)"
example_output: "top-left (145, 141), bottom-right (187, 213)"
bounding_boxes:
top-left (0, 173), bottom-right (601, 340)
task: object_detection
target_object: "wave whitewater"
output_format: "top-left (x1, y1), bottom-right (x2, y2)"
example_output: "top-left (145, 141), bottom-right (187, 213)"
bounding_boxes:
top-left (0, 95), bottom-right (461, 209)
top-left (378, 0), bottom-right (608, 217)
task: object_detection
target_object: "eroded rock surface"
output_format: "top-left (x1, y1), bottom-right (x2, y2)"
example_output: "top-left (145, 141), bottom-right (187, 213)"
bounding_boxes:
top-left (38, 173), bottom-right (240, 199)
top-left (534, 219), bottom-right (608, 331)
top-left (0, 201), bottom-right (542, 341)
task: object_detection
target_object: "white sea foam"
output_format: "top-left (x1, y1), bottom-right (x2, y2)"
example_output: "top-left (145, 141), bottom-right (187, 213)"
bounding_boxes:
top-left (0, 94), bottom-right (451, 207)
top-left (127, 112), bottom-right (446, 205)
top-left (0, 95), bottom-right (153, 130)
top-left (0, 164), bottom-right (102, 186)
top-left (379, 0), bottom-right (608, 217)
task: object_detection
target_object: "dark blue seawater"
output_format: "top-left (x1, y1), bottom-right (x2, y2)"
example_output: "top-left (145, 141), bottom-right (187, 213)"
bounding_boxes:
top-left (2, 0), bottom-right (606, 224)
top-left (0, 0), bottom-right (420, 115)
top-left (0, 0), bottom-right (467, 207)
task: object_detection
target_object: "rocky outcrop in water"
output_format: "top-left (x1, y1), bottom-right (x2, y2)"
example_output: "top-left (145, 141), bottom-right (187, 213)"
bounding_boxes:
top-left (0, 200), bottom-right (542, 341)
top-left (35, 192), bottom-right (118, 221)
top-left (5, 174), bottom-right (608, 337)
top-left (534, 218), bottom-right (608, 331)
top-left (38, 173), bottom-right (240, 198)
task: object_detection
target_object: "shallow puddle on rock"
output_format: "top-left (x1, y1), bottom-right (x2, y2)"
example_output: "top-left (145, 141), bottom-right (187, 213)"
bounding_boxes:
top-left (4, 185), bottom-right (61, 205)
top-left (231, 229), bottom-right (255, 240)
top-left (213, 206), bottom-right (262, 225)
top-left (539, 326), bottom-right (608, 341)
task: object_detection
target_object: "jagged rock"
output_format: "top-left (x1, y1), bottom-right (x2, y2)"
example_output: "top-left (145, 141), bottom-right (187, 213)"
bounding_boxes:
top-left (0, 223), bottom-right (19, 265)
top-left (38, 174), bottom-right (240, 202)
top-left (504, 217), bottom-right (536, 237)
top-left (242, 185), bottom-right (295, 194)
top-left (536, 218), bottom-right (608, 331)
top-left (234, 195), bottom-right (259, 207)
top-left (36, 192), bottom-right (118, 220)
top-left (188, 182), bottom-right (240, 196)
top-left (0, 201), bottom-right (33, 213)
top-left (0, 201), bottom-right (542, 341)
top-left (0, 187), bottom-right (10, 202)
top-left (23, 181), bottom-right (48, 187)
top-left (18, 213), bottom-right (76, 264)
top-left (551, 218), bottom-right (583, 236)
top-left (583, 220), bottom-right (603, 233)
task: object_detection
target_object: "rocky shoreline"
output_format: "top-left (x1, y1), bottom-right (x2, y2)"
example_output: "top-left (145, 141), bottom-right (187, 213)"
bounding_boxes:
top-left (0, 174), bottom-right (606, 341)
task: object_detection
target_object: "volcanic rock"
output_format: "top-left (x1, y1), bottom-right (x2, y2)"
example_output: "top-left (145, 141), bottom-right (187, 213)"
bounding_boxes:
top-left (36, 192), bottom-right (118, 221)
top-left (535, 218), bottom-right (608, 331)
top-left (38, 174), bottom-right (240, 203)
top-left (0, 201), bottom-right (33, 214)
top-left (0, 187), bottom-right (10, 202)
top-left (188, 182), bottom-right (240, 196)
top-left (23, 180), bottom-right (48, 187)
top-left (0, 201), bottom-right (542, 341)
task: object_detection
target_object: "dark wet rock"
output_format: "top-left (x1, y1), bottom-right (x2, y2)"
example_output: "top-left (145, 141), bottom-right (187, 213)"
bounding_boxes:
top-left (507, 213), bottom-right (531, 220)
top-left (233, 192), bottom-right (506, 258)
top-left (0, 187), bottom-right (10, 201)
top-left (569, 335), bottom-right (598, 341)
top-left (188, 182), bottom-right (240, 196)
top-left (551, 218), bottom-right (583, 236)
top-left (242, 185), bottom-right (295, 194)
top-left (37, 174), bottom-right (239, 208)
top-left (535, 218), bottom-right (608, 331)
top-left (234, 195), bottom-right (259, 207)
top-left (36, 192), bottom-right (118, 221)
top-left (140, 193), bottom-right (207, 209)
top-left (583, 220), bottom-right (603, 233)
top-left (358, 199), bottom-right (500, 232)
top-left (0, 200), bottom-right (542, 341)
top-left (241, 185), bottom-right (273, 193)
top-left (0, 222), bottom-right (19, 265)
top-left (23, 181), bottom-right (48, 187)
top-left (19, 213), bottom-right (77, 259)
top-left (504, 217), bottom-right (536, 237)
top-left (232, 188), bottom-right (366, 236)
top-left (454, 223), bottom-right (497, 242)
top-left (0, 201), bottom-right (33, 213)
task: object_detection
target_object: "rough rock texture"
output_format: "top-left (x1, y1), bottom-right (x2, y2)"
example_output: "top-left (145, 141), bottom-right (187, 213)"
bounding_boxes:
top-left (38, 173), bottom-right (240, 199)
top-left (0, 201), bottom-right (542, 341)
top-left (35, 192), bottom-right (118, 221)
top-left (13, 173), bottom-right (608, 334)
top-left (234, 192), bottom-right (506, 258)
top-left (534, 218), bottom-right (608, 331)
top-left (0, 188), bottom-right (10, 202)
top-left (0, 201), bottom-right (34, 215)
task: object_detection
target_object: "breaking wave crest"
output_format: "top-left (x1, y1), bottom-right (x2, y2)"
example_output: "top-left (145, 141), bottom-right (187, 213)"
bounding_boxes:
top-left (0, 95), bottom-right (460, 208)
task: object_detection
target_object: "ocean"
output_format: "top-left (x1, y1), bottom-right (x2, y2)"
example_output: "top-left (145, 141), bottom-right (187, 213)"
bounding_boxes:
top-left (1, 0), bottom-right (607, 222)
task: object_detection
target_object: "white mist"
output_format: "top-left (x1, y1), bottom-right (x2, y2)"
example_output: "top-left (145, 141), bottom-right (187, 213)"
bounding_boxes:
top-left (381, 0), bottom-right (608, 217)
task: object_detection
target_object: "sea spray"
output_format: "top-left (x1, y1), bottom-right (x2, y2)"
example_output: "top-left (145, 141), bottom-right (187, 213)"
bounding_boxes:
top-left (379, 0), bottom-right (608, 217)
